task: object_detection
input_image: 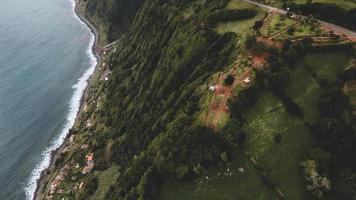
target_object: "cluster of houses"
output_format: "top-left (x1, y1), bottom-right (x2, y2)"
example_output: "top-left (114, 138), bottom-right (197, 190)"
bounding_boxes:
top-left (47, 153), bottom-right (94, 198)
top-left (47, 141), bottom-right (95, 198)
top-left (46, 55), bottom-right (114, 198)
top-left (48, 164), bottom-right (70, 196)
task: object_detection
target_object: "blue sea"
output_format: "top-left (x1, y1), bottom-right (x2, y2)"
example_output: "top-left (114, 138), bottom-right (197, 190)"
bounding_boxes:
top-left (0, 0), bottom-right (97, 199)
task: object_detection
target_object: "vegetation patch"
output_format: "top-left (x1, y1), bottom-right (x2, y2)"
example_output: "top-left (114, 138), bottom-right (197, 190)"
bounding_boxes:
top-left (242, 91), bottom-right (314, 199)
top-left (91, 165), bottom-right (119, 200)
top-left (216, 1), bottom-right (265, 40)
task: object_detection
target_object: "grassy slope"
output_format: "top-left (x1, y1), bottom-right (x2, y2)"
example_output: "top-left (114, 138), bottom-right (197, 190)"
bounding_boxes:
top-left (285, 51), bottom-right (351, 124)
top-left (160, 0), bottom-right (314, 198)
top-left (160, 92), bottom-right (314, 200)
top-left (242, 92), bottom-right (313, 200)
top-left (159, 0), bottom-right (307, 198)
top-left (159, 153), bottom-right (277, 200)
top-left (285, 65), bottom-right (321, 123)
top-left (91, 165), bottom-right (119, 200)
top-left (159, 50), bottom-right (352, 200)
top-left (304, 51), bottom-right (351, 82)
top-left (215, 0), bottom-right (266, 41)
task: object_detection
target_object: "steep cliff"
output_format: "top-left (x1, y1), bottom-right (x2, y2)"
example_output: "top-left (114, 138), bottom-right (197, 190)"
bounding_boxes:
top-left (80, 0), bottom-right (145, 42)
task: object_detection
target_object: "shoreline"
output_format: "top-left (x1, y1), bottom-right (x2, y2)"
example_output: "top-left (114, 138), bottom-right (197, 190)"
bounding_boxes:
top-left (32, 0), bottom-right (102, 199)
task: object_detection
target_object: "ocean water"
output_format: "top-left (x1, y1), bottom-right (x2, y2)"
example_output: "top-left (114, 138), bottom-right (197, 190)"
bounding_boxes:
top-left (0, 0), bottom-right (96, 199)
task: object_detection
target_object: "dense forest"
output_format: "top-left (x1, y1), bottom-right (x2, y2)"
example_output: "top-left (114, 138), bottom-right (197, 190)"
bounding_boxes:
top-left (82, 0), bottom-right (144, 42)
top-left (76, 0), bottom-right (245, 199)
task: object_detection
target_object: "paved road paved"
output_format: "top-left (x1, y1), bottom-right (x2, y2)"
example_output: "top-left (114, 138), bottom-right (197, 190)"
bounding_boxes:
top-left (242, 0), bottom-right (356, 40)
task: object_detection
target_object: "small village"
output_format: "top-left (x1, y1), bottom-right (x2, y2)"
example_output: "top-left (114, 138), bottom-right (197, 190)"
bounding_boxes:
top-left (43, 46), bottom-right (114, 199)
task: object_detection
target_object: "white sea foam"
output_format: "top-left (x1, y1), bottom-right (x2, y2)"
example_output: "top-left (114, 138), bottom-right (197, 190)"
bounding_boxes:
top-left (25, 0), bottom-right (98, 199)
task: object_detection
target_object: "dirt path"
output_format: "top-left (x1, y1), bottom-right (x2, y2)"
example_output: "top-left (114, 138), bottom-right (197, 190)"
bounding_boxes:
top-left (269, 22), bottom-right (298, 40)
top-left (208, 68), bottom-right (253, 129)
top-left (212, 87), bottom-right (231, 128)
top-left (260, 12), bottom-right (277, 33)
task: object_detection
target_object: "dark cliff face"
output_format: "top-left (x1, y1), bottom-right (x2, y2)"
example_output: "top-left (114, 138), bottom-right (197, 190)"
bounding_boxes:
top-left (83, 0), bottom-right (145, 42)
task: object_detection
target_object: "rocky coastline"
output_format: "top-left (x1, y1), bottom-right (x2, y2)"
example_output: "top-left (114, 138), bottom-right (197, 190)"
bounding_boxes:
top-left (33, 1), bottom-right (102, 199)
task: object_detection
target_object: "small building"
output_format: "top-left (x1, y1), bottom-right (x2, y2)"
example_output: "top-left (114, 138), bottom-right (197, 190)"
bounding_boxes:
top-left (238, 167), bottom-right (245, 173)
top-left (57, 189), bottom-right (64, 194)
top-left (83, 104), bottom-right (88, 112)
top-left (82, 153), bottom-right (94, 174)
top-left (69, 135), bottom-right (74, 143)
top-left (86, 120), bottom-right (92, 127)
top-left (243, 77), bottom-right (251, 84)
top-left (63, 147), bottom-right (70, 153)
top-left (78, 182), bottom-right (84, 189)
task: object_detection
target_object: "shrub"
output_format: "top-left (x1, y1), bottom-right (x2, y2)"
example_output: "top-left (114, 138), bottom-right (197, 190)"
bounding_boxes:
top-left (208, 8), bottom-right (257, 27)
top-left (224, 75), bottom-right (235, 86)
top-left (300, 160), bottom-right (331, 198)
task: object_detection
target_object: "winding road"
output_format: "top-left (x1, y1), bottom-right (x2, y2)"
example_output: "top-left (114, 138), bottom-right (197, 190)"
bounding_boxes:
top-left (242, 0), bottom-right (356, 40)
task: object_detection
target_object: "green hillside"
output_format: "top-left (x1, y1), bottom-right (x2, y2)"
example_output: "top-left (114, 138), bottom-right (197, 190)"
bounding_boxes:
top-left (39, 0), bottom-right (356, 199)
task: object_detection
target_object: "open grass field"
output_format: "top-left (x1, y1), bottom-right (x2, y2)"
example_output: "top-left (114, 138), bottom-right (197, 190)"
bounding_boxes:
top-left (303, 51), bottom-right (351, 82)
top-left (242, 91), bottom-right (314, 200)
top-left (285, 65), bottom-right (321, 123)
top-left (158, 152), bottom-right (279, 200)
top-left (216, 0), bottom-right (266, 41)
top-left (284, 51), bottom-right (351, 123)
